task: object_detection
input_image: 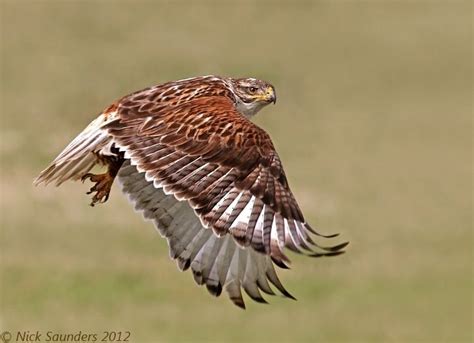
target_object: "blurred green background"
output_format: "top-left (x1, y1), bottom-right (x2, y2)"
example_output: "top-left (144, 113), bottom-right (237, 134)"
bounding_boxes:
top-left (1, 1), bottom-right (472, 342)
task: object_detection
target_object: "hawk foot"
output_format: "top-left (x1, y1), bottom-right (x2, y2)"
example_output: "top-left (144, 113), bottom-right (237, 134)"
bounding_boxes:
top-left (81, 172), bottom-right (114, 206)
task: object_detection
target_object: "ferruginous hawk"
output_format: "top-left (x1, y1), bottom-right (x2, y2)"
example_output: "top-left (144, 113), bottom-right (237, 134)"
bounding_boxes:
top-left (34, 75), bottom-right (348, 308)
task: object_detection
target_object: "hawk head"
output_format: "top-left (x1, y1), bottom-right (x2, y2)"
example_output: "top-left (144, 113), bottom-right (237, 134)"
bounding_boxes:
top-left (228, 77), bottom-right (276, 117)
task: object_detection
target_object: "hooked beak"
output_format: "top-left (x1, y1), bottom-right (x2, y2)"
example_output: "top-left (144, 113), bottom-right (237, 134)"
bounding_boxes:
top-left (265, 85), bottom-right (277, 104)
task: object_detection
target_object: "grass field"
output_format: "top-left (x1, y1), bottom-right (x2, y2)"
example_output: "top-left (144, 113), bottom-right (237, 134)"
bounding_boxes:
top-left (1, 1), bottom-right (472, 342)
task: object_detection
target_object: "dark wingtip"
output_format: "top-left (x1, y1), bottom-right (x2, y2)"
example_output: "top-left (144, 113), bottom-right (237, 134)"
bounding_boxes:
top-left (309, 250), bottom-right (346, 258)
top-left (305, 223), bottom-right (340, 238)
top-left (332, 241), bottom-right (350, 251)
top-left (177, 257), bottom-right (191, 271)
top-left (266, 267), bottom-right (297, 300)
top-left (192, 269), bottom-right (204, 285)
top-left (206, 283), bottom-right (222, 297)
top-left (282, 290), bottom-right (297, 301)
top-left (231, 298), bottom-right (246, 310)
top-left (243, 285), bottom-right (270, 304)
top-left (250, 295), bottom-right (269, 304)
top-left (313, 240), bottom-right (350, 253)
top-left (319, 232), bottom-right (340, 238)
top-left (271, 256), bottom-right (291, 269)
top-left (257, 281), bottom-right (276, 296)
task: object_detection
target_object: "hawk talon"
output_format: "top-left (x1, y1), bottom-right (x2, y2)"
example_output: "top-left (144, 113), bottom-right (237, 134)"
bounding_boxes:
top-left (81, 172), bottom-right (114, 206)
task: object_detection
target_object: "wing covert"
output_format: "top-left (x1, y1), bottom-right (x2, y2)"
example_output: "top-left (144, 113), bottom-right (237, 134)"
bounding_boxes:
top-left (106, 94), bottom-right (347, 268)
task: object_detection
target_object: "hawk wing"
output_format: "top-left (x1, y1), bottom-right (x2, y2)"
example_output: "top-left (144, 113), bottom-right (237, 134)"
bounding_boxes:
top-left (105, 94), bottom-right (347, 307)
top-left (118, 160), bottom-right (290, 307)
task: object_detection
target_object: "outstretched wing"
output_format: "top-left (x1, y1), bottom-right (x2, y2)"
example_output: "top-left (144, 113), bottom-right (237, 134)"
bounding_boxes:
top-left (105, 92), bottom-right (347, 307)
top-left (118, 160), bottom-right (293, 307)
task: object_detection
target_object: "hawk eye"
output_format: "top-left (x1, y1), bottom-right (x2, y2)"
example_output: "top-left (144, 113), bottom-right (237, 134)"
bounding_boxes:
top-left (248, 86), bottom-right (258, 93)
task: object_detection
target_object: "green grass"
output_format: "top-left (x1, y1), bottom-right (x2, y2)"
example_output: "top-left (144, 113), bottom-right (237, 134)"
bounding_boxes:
top-left (1, 1), bottom-right (472, 342)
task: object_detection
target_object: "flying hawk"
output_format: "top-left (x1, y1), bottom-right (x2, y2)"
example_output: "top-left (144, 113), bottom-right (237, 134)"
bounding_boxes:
top-left (34, 75), bottom-right (348, 308)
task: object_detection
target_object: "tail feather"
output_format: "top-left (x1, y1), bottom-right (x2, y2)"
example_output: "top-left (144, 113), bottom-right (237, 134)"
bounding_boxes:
top-left (34, 115), bottom-right (112, 186)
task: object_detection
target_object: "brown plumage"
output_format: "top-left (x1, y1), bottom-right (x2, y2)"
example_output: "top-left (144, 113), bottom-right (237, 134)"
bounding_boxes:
top-left (34, 75), bottom-right (348, 308)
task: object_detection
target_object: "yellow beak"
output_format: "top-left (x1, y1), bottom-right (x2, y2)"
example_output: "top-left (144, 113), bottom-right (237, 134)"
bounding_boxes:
top-left (263, 86), bottom-right (276, 104)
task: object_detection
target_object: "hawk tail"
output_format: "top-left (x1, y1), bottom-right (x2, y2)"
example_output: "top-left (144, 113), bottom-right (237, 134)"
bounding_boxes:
top-left (34, 115), bottom-right (112, 186)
